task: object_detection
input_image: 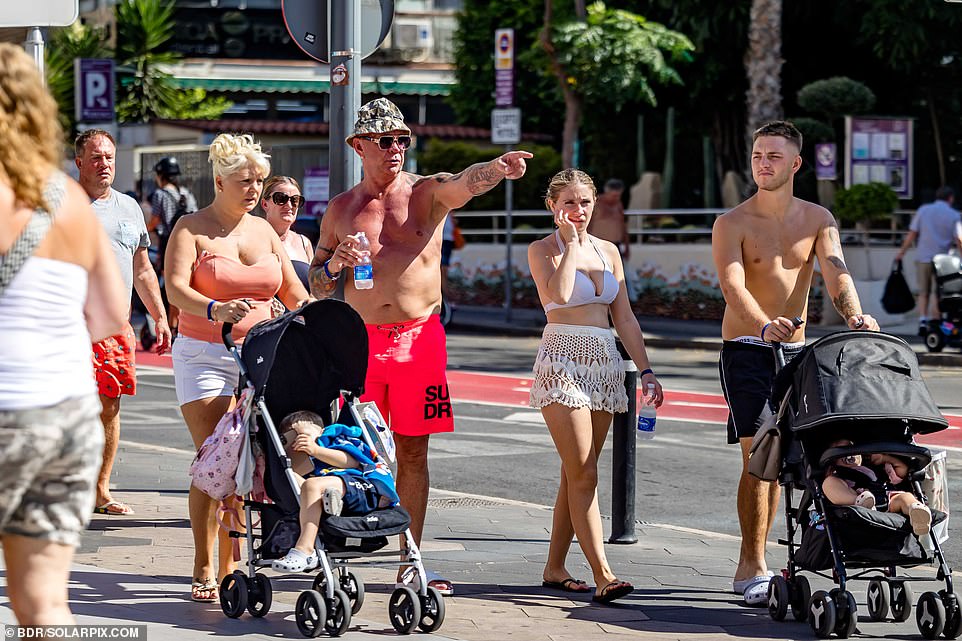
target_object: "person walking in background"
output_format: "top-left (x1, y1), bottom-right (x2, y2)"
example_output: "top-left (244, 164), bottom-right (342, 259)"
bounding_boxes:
top-left (261, 175), bottom-right (314, 290)
top-left (164, 133), bottom-right (310, 603)
top-left (588, 179), bottom-right (636, 299)
top-left (149, 156), bottom-right (198, 257)
top-left (309, 97), bottom-right (532, 595)
top-left (0, 43), bottom-right (128, 625)
top-left (440, 213), bottom-right (458, 300)
top-left (74, 129), bottom-right (173, 517)
top-left (712, 120), bottom-right (879, 606)
top-left (895, 186), bottom-right (962, 334)
top-left (528, 169), bottom-right (663, 604)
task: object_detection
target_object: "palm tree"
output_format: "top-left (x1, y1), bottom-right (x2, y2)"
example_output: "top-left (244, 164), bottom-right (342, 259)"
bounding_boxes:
top-left (46, 22), bottom-right (111, 136)
top-left (744, 0), bottom-right (784, 151)
top-left (540, 1), bottom-right (693, 168)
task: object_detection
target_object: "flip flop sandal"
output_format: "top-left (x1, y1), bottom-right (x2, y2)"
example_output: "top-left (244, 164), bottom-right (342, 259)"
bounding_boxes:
top-left (191, 579), bottom-right (218, 603)
top-left (542, 578), bottom-right (592, 593)
top-left (94, 501), bottom-right (135, 516)
top-left (395, 568), bottom-right (455, 596)
top-left (592, 580), bottom-right (634, 604)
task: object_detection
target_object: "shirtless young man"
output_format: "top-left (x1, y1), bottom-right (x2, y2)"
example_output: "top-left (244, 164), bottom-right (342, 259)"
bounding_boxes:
top-left (711, 120), bottom-right (879, 606)
top-left (308, 98), bottom-right (532, 593)
top-left (587, 178), bottom-right (629, 259)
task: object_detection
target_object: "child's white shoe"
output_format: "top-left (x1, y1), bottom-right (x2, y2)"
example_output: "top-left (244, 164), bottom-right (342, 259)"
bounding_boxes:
top-left (322, 487), bottom-right (343, 516)
top-left (272, 548), bottom-right (319, 572)
top-left (854, 490), bottom-right (876, 509)
top-left (910, 503), bottom-right (932, 536)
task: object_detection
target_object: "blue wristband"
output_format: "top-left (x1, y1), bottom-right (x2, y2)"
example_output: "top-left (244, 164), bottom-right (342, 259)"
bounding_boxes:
top-left (323, 260), bottom-right (339, 280)
top-left (206, 300), bottom-right (215, 321)
top-left (640, 368), bottom-right (654, 377)
top-left (760, 322), bottom-right (771, 341)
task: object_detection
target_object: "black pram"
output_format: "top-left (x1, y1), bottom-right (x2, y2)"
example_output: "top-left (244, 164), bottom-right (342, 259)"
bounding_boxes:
top-left (216, 300), bottom-right (446, 637)
top-left (762, 331), bottom-right (955, 639)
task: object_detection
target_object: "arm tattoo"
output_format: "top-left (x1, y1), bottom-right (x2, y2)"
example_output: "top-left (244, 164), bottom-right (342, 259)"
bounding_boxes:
top-left (825, 225), bottom-right (849, 272)
top-left (463, 162), bottom-right (504, 195)
top-left (308, 264), bottom-right (337, 299)
top-left (832, 285), bottom-right (860, 318)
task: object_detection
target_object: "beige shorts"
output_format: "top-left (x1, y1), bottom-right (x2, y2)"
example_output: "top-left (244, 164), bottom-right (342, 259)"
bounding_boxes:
top-left (917, 261), bottom-right (935, 295)
top-left (529, 323), bottom-right (628, 413)
top-left (0, 395), bottom-right (103, 547)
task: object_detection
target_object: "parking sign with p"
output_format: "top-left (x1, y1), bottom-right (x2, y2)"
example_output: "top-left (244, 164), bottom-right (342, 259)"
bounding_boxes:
top-left (74, 59), bottom-right (115, 123)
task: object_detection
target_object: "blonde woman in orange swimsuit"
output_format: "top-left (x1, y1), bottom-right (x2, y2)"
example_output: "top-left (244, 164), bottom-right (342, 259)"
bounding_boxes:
top-left (528, 169), bottom-right (663, 605)
top-left (164, 133), bottom-right (310, 603)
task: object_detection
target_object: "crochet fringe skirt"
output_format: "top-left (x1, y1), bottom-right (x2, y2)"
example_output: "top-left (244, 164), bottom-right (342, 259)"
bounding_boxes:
top-left (528, 323), bottom-right (628, 413)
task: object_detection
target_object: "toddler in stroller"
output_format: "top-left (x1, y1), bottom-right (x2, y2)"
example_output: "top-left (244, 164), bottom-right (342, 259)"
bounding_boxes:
top-left (271, 411), bottom-right (399, 573)
top-left (823, 439), bottom-right (932, 536)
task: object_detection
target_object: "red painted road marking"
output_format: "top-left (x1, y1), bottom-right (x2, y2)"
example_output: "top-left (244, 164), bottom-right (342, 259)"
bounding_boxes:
top-left (137, 350), bottom-right (962, 446)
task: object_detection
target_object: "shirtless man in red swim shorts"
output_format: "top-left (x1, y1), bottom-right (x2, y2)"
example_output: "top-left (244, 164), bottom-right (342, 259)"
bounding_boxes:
top-left (309, 98), bottom-right (532, 593)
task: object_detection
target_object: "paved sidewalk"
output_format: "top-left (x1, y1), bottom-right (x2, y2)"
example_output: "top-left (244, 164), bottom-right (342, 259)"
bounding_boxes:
top-left (0, 486), bottom-right (948, 640)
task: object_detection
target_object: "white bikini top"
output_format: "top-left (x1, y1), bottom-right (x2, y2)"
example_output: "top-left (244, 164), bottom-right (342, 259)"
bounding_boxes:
top-left (543, 231), bottom-right (620, 312)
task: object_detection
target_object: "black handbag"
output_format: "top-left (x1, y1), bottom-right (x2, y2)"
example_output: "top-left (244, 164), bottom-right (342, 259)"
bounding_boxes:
top-left (881, 259), bottom-right (916, 314)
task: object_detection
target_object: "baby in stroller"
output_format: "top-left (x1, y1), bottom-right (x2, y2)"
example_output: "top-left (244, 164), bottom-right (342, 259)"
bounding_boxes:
top-left (272, 410), bottom-right (400, 572)
top-left (822, 439), bottom-right (932, 535)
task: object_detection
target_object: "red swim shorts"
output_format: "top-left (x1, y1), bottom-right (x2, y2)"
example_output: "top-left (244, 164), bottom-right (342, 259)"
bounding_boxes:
top-left (361, 315), bottom-right (454, 437)
top-left (91, 323), bottom-right (137, 399)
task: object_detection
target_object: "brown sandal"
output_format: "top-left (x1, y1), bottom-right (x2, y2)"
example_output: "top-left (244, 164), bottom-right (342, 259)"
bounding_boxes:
top-left (191, 578), bottom-right (218, 603)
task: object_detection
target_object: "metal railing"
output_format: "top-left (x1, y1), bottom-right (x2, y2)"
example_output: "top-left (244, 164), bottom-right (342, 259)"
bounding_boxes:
top-left (456, 208), bottom-right (918, 245)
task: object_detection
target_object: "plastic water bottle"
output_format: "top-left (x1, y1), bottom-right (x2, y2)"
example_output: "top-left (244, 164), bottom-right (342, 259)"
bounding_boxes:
top-left (637, 383), bottom-right (657, 440)
top-left (354, 231), bottom-right (373, 290)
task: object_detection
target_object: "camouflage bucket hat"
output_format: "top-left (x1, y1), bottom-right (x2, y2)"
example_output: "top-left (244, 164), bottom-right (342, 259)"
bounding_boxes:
top-left (345, 98), bottom-right (411, 147)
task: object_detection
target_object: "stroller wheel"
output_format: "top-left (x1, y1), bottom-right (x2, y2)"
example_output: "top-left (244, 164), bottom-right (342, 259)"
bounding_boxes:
top-left (808, 590), bottom-right (837, 639)
top-left (767, 575), bottom-right (790, 621)
top-left (418, 585), bottom-right (446, 633)
top-left (918, 591), bottom-right (947, 639)
top-left (340, 571), bottom-right (365, 614)
top-left (891, 580), bottom-right (915, 622)
top-left (830, 589), bottom-right (857, 639)
top-left (791, 576), bottom-right (811, 622)
top-left (940, 591), bottom-right (962, 639)
top-left (389, 586), bottom-right (422, 635)
top-left (323, 589), bottom-right (352, 637)
top-left (295, 589), bottom-right (327, 638)
top-left (246, 573), bottom-right (272, 618)
top-left (867, 578), bottom-right (890, 621)
top-left (220, 571), bottom-right (249, 619)
top-left (926, 331), bottom-right (947, 353)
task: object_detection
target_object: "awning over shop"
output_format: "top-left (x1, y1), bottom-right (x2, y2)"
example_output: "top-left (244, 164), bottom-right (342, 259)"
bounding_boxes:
top-left (169, 77), bottom-right (452, 96)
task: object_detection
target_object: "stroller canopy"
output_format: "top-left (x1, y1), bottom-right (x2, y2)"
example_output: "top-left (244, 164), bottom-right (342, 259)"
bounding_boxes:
top-left (773, 332), bottom-right (947, 434)
top-left (240, 300), bottom-right (368, 421)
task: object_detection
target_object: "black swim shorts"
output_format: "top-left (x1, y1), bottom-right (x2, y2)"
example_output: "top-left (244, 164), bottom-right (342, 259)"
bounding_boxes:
top-left (718, 340), bottom-right (803, 444)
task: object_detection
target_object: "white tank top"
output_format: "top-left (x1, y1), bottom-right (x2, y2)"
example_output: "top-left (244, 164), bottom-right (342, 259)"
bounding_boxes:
top-left (0, 257), bottom-right (95, 409)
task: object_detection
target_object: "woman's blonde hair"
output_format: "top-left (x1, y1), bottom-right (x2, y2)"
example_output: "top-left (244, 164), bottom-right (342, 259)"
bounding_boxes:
top-left (0, 44), bottom-right (63, 210)
top-left (544, 168), bottom-right (597, 211)
top-left (208, 133), bottom-right (271, 180)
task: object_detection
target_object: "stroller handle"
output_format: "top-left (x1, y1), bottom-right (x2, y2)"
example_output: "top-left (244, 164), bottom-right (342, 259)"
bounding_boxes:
top-left (222, 322), bottom-right (235, 350)
top-left (772, 316), bottom-right (804, 372)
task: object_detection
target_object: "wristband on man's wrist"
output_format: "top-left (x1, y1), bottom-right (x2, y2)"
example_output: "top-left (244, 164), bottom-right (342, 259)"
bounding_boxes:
top-left (640, 368), bottom-right (654, 377)
top-left (323, 259), bottom-right (340, 280)
top-left (206, 300), bottom-right (215, 321)
top-left (760, 322), bottom-right (772, 341)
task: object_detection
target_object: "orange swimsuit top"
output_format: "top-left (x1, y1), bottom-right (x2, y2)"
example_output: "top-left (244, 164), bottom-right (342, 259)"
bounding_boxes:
top-left (178, 251), bottom-right (282, 344)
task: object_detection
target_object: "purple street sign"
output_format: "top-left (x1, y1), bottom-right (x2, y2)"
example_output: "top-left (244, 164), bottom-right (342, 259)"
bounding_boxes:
top-left (815, 143), bottom-right (837, 181)
top-left (495, 69), bottom-right (513, 107)
top-left (302, 167), bottom-right (330, 219)
top-left (845, 116), bottom-right (913, 199)
top-left (74, 58), bottom-right (114, 123)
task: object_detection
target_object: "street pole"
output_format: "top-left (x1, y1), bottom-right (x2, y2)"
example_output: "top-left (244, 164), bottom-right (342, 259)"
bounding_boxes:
top-left (609, 343), bottom-right (638, 544)
top-left (329, 0), bottom-right (361, 198)
top-left (24, 27), bottom-right (44, 83)
top-left (504, 144), bottom-right (514, 322)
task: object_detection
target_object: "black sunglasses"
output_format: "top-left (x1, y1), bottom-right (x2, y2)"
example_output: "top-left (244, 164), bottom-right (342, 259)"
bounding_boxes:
top-left (269, 192), bottom-right (304, 208)
top-left (361, 135), bottom-right (412, 151)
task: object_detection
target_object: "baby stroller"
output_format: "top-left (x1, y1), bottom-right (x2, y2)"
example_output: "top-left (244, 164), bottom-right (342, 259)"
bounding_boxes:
top-left (922, 253), bottom-right (962, 353)
top-left (762, 331), bottom-right (955, 639)
top-left (216, 300), bottom-right (446, 637)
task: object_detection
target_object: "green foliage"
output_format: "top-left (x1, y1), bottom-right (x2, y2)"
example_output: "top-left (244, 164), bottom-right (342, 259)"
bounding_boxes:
top-left (833, 182), bottom-right (898, 226)
top-left (797, 77), bottom-right (875, 121)
top-left (550, 2), bottom-right (694, 110)
top-left (115, 0), bottom-right (230, 122)
top-left (417, 139), bottom-right (561, 212)
top-left (791, 117), bottom-right (835, 144)
top-left (46, 22), bottom-right (111, 137)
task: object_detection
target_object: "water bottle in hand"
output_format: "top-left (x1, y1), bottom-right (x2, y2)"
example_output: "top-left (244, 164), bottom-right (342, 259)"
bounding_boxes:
top-left (354, 231), bottom-right (373, 290)
top-left (637, 383), bottom-right (657, 440)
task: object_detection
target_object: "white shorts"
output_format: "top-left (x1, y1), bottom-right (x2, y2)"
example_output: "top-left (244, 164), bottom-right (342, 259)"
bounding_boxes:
top-left (171, 335), bottom-right (240, 405)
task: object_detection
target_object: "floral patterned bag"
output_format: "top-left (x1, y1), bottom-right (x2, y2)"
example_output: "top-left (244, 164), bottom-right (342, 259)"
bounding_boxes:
top-left (189, 388), bottom-right (254, 500)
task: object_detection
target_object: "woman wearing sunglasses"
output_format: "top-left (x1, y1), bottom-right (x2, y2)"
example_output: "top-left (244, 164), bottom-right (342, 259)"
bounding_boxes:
top-left (261, 176), bottom-right (314, 289)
